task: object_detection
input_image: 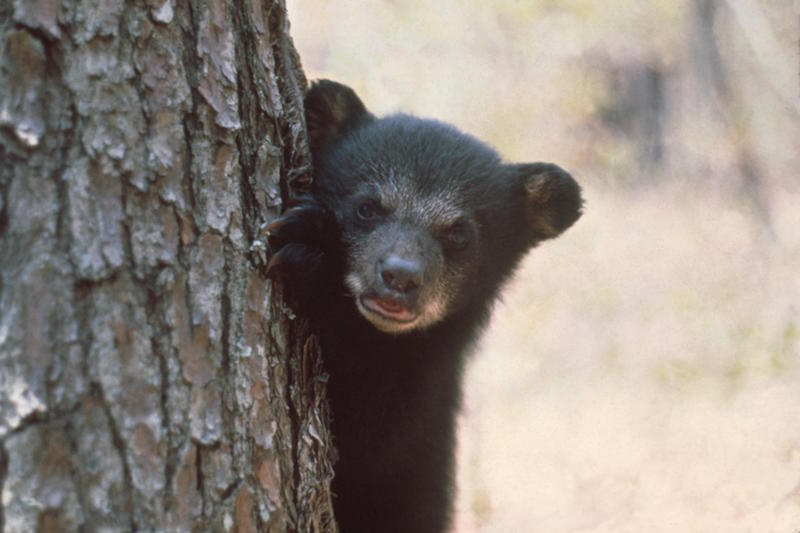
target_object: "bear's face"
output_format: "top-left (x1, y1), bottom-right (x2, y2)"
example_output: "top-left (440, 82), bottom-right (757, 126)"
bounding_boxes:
top-left (305, 81), bottom-right (583, 334)
top-left (318, 117), bottom-right (500, 332)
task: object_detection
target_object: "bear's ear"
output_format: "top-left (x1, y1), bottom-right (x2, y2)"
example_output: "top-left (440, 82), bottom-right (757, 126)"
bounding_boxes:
top-left (514, 162), bottom-right (583, 242)
top-left (304, 80), bottom-right (373, 160)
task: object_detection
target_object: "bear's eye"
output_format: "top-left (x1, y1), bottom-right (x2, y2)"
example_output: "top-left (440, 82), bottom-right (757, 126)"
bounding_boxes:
top-left (356, 201), bottom-right (380, 222)
top-left (445, 223), bottom-right (470, 250)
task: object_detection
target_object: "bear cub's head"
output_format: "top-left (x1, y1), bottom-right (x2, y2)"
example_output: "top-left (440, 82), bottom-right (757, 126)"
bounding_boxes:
top-left (305, 80), bottom-right (582, 334)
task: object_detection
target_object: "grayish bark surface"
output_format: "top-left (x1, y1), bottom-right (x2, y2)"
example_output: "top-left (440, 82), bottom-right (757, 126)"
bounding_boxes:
top-left (0, 0), bottom-right (335, 531)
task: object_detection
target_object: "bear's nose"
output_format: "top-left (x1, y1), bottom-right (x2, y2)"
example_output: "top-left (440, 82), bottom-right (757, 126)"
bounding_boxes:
top-left (379, 256), bottom-right (422, 294)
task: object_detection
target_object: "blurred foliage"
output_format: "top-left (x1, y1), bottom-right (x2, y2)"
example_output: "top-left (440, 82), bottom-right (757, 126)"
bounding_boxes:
top-left (289, 0), bottom-right (797, 191)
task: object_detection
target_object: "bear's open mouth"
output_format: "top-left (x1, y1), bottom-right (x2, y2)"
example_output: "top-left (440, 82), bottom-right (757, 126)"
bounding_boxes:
top-left (360, 296), bottom-right (417, 323)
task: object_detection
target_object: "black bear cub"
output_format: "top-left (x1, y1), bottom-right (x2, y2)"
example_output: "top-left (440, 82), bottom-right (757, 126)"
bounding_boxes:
top-left (267, 80), bottom-right (582, 533)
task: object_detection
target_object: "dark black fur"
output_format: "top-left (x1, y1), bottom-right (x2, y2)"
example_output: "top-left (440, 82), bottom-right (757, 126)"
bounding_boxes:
top-left (267, 80), bottom-right (582, 533)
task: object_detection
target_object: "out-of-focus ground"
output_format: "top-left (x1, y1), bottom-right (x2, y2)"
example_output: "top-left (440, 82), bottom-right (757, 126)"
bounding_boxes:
top-left (285, 1), bottom-right (800, 531)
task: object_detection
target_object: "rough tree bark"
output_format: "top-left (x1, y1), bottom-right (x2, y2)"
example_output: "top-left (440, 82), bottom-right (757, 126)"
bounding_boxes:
top-left (0, 1), bottom-right (336, 531)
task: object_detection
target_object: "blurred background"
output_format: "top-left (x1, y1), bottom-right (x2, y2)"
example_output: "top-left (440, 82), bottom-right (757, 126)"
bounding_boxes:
top-left (285, 1), bottom-right (800, 531)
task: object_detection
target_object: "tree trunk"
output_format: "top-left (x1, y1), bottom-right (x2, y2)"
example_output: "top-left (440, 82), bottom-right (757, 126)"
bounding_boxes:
top-left (0, 1), bottom-right (335, 531)
top-left (688, 0), bottom-right (771, 226)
